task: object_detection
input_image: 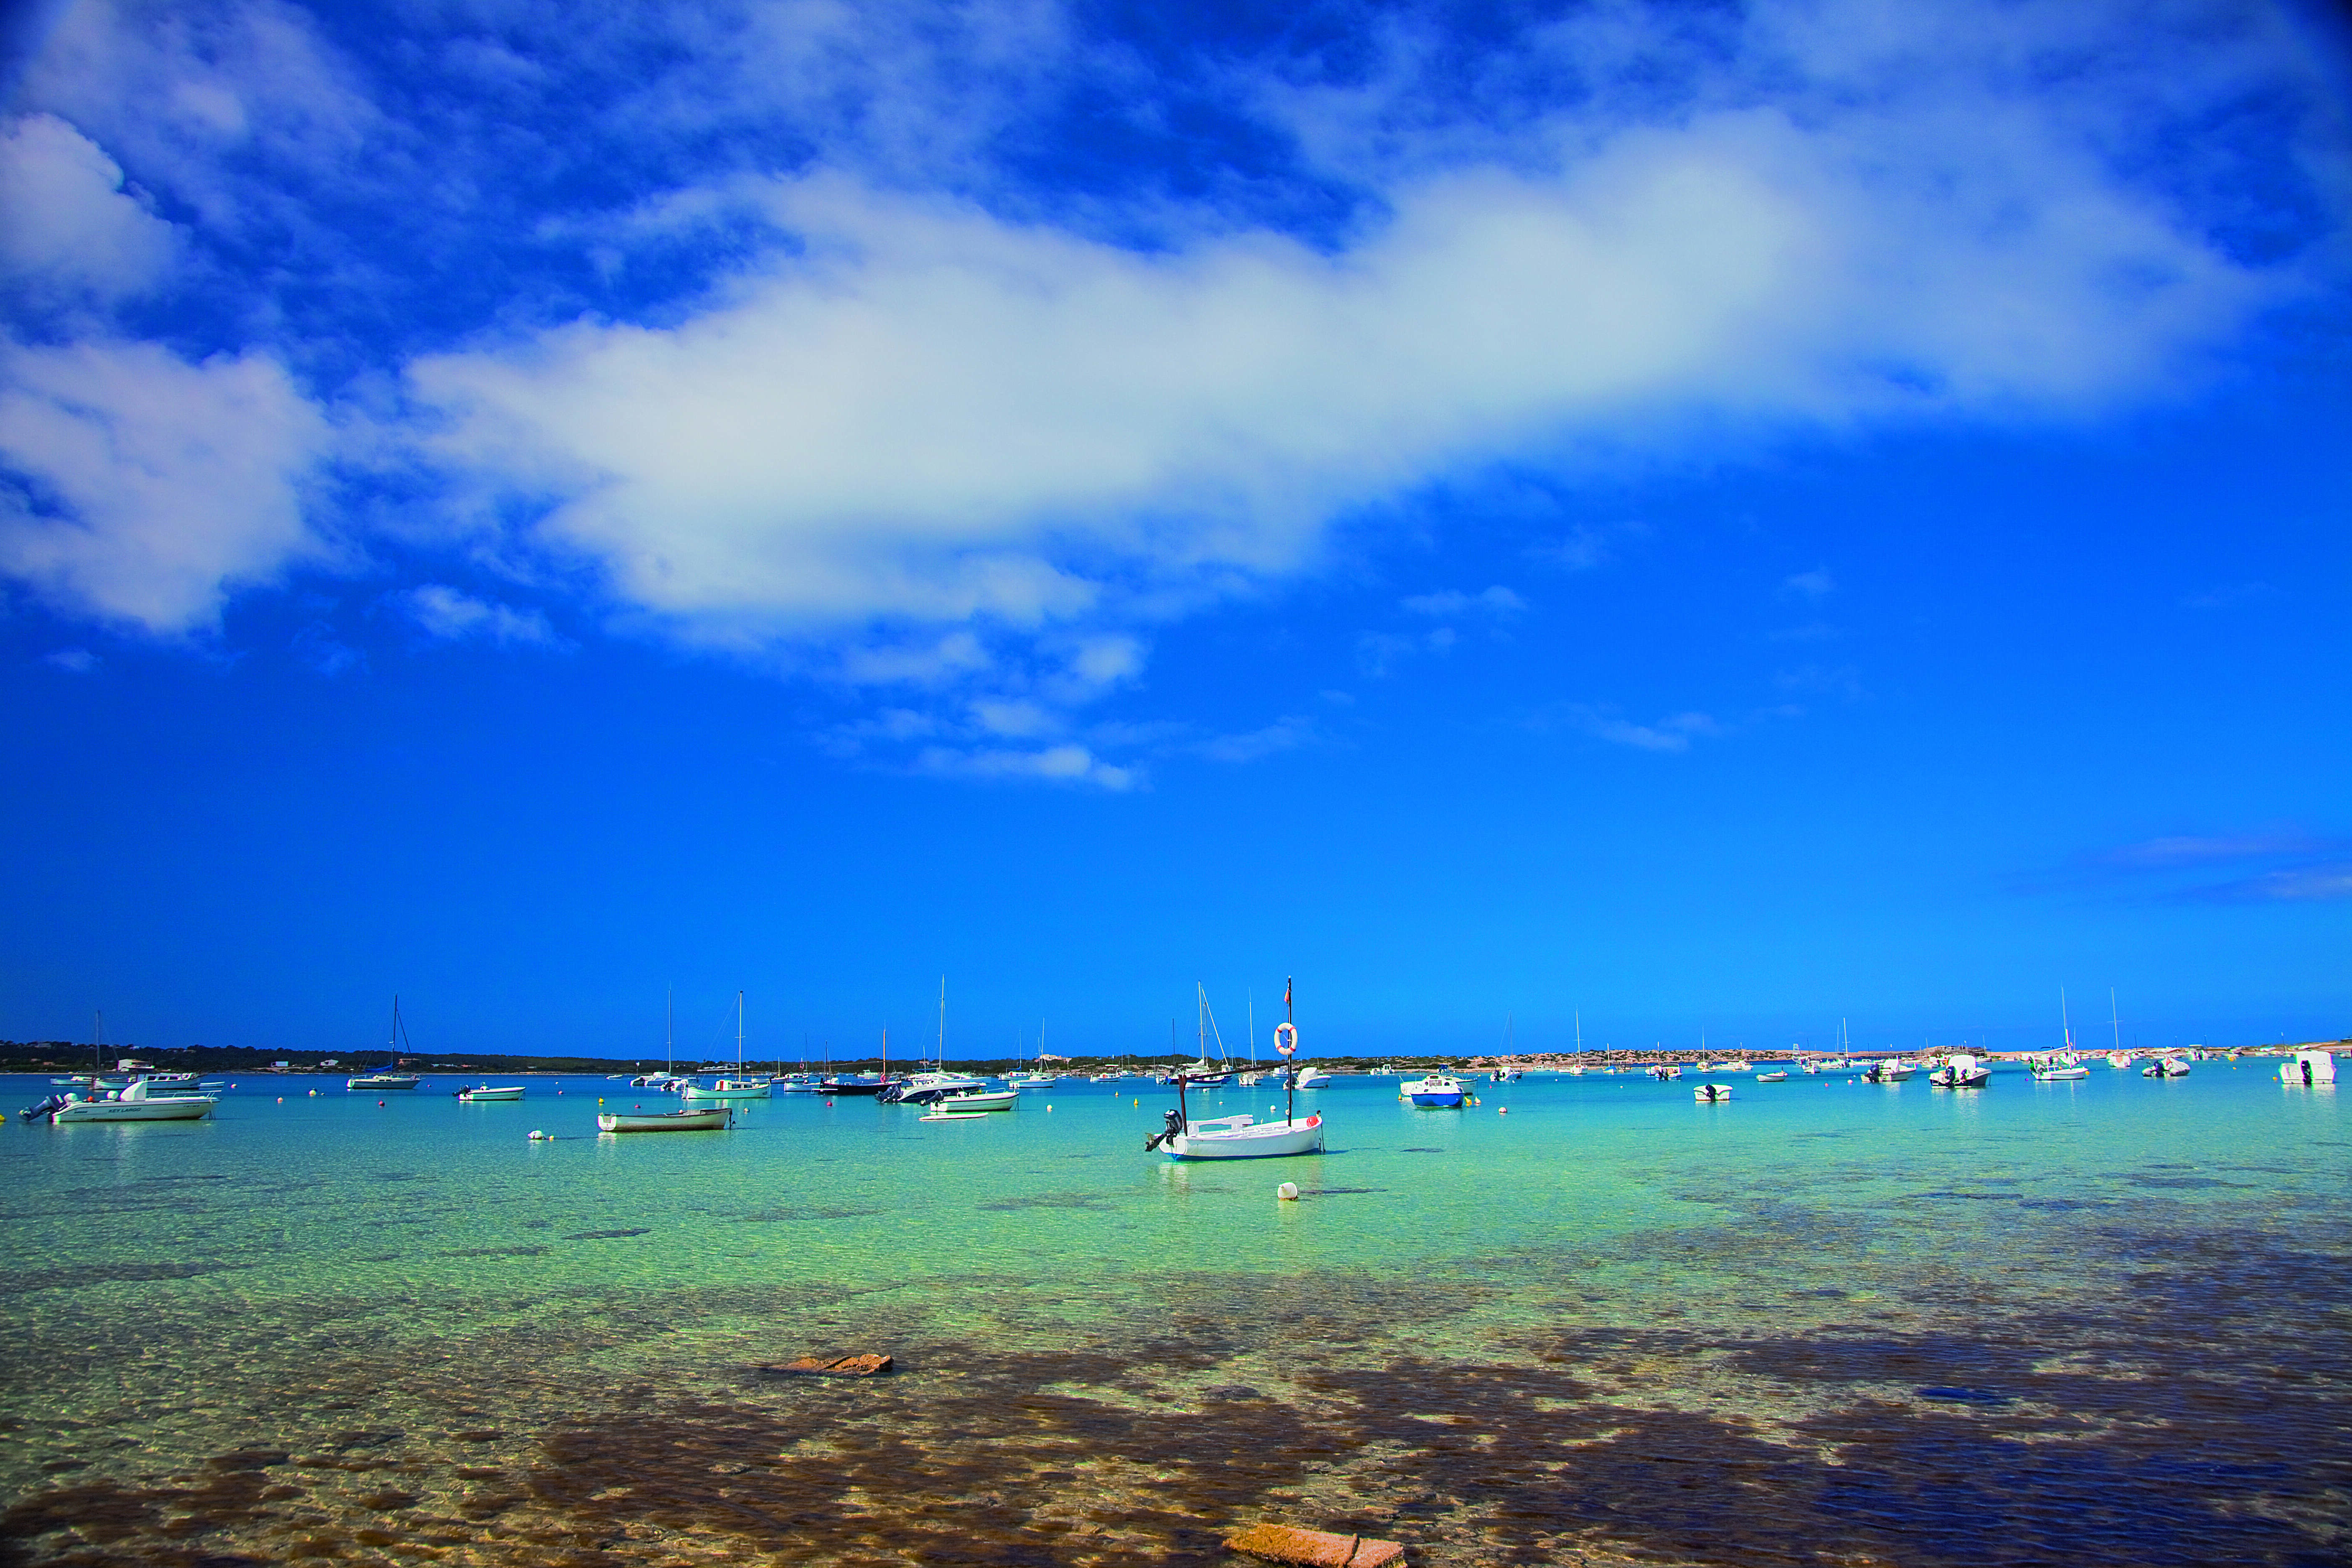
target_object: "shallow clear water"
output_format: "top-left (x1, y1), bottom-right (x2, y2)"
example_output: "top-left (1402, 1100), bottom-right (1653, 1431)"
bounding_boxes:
top-left (3, 1063), bottom-right (2345, 1566)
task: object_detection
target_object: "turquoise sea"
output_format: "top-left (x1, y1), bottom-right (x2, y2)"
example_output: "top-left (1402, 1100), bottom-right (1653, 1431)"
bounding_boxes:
top-left (2, 1062), bottom-right (2345, 1566)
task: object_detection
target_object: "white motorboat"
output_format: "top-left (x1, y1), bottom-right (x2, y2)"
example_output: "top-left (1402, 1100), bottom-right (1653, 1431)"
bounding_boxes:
top-left (1865, 1059), bottom-right (1915, 1083)
top-left (1929, 1054), bottom-right (1991, 1088)
top-left (1401, 1072), bottom-right (1467, 1107)
top-left (1007, 1072), bottom-right (1056, 1089)
top-left (2142, 1057), bottom-right (2192, 1078)
top-left (348, 1071), bottom-right (421, 1090)
top-left (884, 1070), bottom-right (990, 1103)
top-left (1236, 1070), bottom-right (1268, 1087)
top-left (1646, 1063), bottom-right (1682, 1080)
top-left (43, 1077), bottom-right (215, 1123)
top-left (1693, 1083), bottom-right (1734, 1103)
top-left (1090, 1071), bottom-right (1124, 1082)
top-left (1290, 1065), bottom-right (1333, 1088)
top-left (1754, 1070), bottom-right (1790, 1083)
top-left (456, 1084), bottom-right (526, 1102)
top-left (920, 1106), bottom-right (994, 1122)
top-left (598, 1106), bottom-right (730, 1132)
top-left (2108, 1052), bottom-right (2133, 1069)
top-left (931, 1087), bottom-right (1018, 1112)
top-left (2031, 1058), bottom-right (2090, 1081)
top-left (1719, 1060), bottom-right (1752, 1073)
top-left (2282, 1050), bottom-right (2337, 1085)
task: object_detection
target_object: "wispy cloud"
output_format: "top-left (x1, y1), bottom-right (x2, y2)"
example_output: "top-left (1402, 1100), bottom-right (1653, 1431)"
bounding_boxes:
top-left (1550, 706), bottom-right (1723, 753)
top-left (1782, 568), bottom-right (1836, 599)
top-left (2035, 831), bottom-right (2352, 903)
top-left (1197, 716), bottom-right (1317, 764)
top-left (1401, 585), bottom-right (1524, 618)
top-left (2180, 582), bottom-right (2280, 610)
top-left (395, 585), bottom-right (565, 648)
top-left (914, 742), bottom-right (1136, 792)
top-left (39, 645), bottom-right (96, 673)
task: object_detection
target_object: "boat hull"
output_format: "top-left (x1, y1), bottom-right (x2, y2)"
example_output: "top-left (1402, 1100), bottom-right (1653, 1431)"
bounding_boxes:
top-left (1166, 1115), bottom-right (1323, 1159)
top-left (598, 1109), bottom-right (731, 1132)
top-left (52, 1097), bottom-right (212, 1122)
top-left (681, 1086), bottom-right (769, 1102)
top-left (457, 1086), bottom-right (526, 1102)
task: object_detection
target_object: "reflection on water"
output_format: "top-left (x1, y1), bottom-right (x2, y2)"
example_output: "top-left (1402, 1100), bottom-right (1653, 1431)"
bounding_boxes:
top-left (2, 1065), bottom-right (2345, 1565)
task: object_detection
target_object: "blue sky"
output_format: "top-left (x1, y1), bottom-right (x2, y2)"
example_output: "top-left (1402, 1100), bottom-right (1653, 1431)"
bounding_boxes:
top-left (1, 0), bottom-right (2347, 1061)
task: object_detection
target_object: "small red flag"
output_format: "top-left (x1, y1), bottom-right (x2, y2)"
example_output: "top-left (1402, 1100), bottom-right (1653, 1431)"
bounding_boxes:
top-left (1283, 976), bottom-right (1292, 1008)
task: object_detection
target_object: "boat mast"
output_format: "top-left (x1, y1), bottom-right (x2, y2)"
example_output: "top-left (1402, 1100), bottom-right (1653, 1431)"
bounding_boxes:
top-left (937, 975), bottom-right (946, 1071)
top-left (1283, 976), bottom-right (1295, 1125)
top-left (665, 987), bottom-right (674, 1075)
top-left (2060, 986), bottom-right (2072, 1053)
top-left (2110, 988), bottom-right (2122, 1055)
top-left (737, 989), bottom-right (745, 1075)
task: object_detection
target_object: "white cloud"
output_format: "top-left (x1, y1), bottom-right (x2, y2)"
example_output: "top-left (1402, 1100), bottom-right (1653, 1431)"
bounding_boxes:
top-left (1402, 585), bottom-right (1525, 617)
top-left (40, 646), bottom-right (98, 673)
top-left (395, 584), bottom-right (563, 646)
top-left (1198, 716), bottom-right (1316, 764)
top-left (413, 71), bottom-right (2283, 645)
top-left (1574, 708), bottom-right (1722, 753)
top-left (0, 113), bottom-right (177, 302)
top-left (0, 338), bottom-right (330, 632)
top-left (1783, 568), bottom-right (1835, 598)
top-left (915, 741), bottom-right (1135, 790)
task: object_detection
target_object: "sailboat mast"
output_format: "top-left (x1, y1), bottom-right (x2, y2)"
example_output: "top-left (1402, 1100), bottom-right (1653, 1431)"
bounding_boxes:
top-left (1248, 989), bottom-right (1255, 1064)
top-left (665, 987), bottom-right (674, 1075)
top-left (937, 976), bottom-right (946, 1070)
top-left (737, 989), bottom-right (745, 1074)
top-left (2110, 988), bottom-right (2122, 1055)
top-left (2061, 986), bottom-right (2072, 1052)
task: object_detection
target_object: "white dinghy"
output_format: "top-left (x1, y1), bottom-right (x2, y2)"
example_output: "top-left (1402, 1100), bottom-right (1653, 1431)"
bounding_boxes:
top-left (2282, 1050), bottom-right (2337, 1086)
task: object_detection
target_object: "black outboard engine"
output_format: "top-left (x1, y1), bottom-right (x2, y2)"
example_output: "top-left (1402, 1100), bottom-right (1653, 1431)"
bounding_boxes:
top-left (1143, 1106), bottom-right (1185, 1152)
top-left (19, 1094), bottom-right (69, 1122)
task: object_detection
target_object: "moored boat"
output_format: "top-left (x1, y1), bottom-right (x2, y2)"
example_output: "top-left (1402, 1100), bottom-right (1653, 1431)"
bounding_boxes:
top-left (1754, 1070), bottom-right (1789, 1082)
top-left (1694, 1082), bottom-right (1734, 1103)
top-left (1929, 1053), bottom-right (1991, 1088)
top-left (598, 1106), bottom-right (731, 1132)
top-left (40, 1077), bottom-right (216, 1123)
top-left (2141, 1056), bottom-right (2191, 1078)
top-left (1401, 1072), bottom-right (1468, 1107)
top-left (348, 1071), bottom-right (421, 1090)
top-left (456, 1084), bottom-right (526, 1102)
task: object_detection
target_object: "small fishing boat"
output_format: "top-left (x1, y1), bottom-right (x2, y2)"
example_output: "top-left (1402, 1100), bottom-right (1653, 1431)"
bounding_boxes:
top-left (1754, 1070), bottom-right (1789, 1083)
top-left (2030, 1059), bottom-right (2090, 1081)
top-left (1646, 1063), bottom-right (1682, 1080)
top-left (1865, 1059), bottom-right (1915, 1083)
top-left (456, 1084), bottom-right (526, 1102)
top-left (1693, 1083), bottom-right (1733, 1103)
top-left (2107, 1052), bottom-right (2133, 1069)
top-left (1291, 1064), bottom-right (1333, 1088)
top-left (2141, 1056), bottom-right (2192, 1078)
top-left (1152, 1109), bottom-right (1323, 1155)
top-left (919, 1106), bottom-right (993, 1122)
top-left (1719, 1060), bottom-right (1752, 1073)
top-left (598, 1106), bottom-right (731, 1132)
top-left (1929, 1054), bottom-right (1990, 1088)
top-left (1401, 1072), bottom-right (1468, 1107)
top-left (683, 1077), bottom-right (771, 1102)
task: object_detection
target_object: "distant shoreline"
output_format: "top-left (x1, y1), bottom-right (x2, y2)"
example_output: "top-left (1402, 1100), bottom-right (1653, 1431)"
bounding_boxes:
top-left (5, 1039), bottom-right (2341, 1077)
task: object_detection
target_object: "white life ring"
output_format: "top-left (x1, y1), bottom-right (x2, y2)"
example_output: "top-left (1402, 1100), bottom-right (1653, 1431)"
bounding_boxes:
top-left (1274, 1022), bottom-right (1298, 1057)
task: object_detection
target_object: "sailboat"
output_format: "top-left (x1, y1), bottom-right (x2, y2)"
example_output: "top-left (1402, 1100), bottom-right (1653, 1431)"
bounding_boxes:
top-left (684, 991), bottom-right (772, 1101)
top-left (882, 978), bottom-right (988, 1103)
top-left (1236, 990), bottom-right (1268, 1086)
top-left (630, 989), bottom-right (687, 1089)
top-left (348, 996), bottom-right (424, 1089)
top-left (1145, 975), bottom-right (1323, 1159)
top-left (822, 1026), bottom-right (900, 1096)
top-left (1169, 984), bottom-right (1235, 1084)
top-left (1008, 1019), bottom-right (1057, 1088)
top-left (1491, 1014), bottom-right (1522, 1081)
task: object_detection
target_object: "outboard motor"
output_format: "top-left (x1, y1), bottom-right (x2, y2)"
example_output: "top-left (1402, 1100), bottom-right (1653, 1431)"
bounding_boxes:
top-left (19, 1094), bottom-right (69, 1122)
top-left (1143, 1106), bottom-right (1185, 1152)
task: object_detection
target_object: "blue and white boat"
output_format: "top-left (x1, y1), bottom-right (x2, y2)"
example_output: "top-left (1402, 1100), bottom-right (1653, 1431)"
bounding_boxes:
top-left (1401, 1071), bottom-right (1467, 1107)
